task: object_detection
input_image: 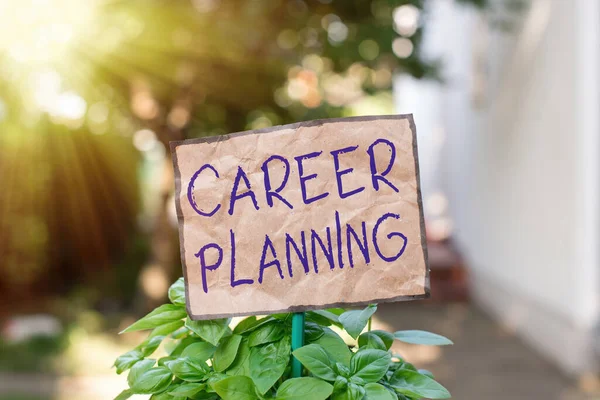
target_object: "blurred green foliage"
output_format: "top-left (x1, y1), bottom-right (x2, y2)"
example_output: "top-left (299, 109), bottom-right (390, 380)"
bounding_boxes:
top-left (0, 0), bottom-right (520, 310)
top-left (0, 335), bottom-right (67, 373)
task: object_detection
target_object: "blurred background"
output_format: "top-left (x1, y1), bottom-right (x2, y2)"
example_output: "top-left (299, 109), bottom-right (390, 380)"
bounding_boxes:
top-left (0, 0), bottom-right (598, 398)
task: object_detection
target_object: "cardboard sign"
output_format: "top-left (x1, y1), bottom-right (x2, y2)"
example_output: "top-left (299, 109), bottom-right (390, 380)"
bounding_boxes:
top-left (171, 115), bottom-right (429, 320)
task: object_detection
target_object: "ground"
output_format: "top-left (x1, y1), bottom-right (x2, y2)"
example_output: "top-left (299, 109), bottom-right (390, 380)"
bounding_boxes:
top-left (0, 302), bottom-right (597, 399)
top-left (374, 303), bottom-right (598, 400)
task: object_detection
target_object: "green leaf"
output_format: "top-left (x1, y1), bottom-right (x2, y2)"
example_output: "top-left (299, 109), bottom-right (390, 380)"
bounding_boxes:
top-left (181, 342), bottom-right (217, 362)
top-left (418, 369), bottom-right (435, 379)
top-left (171, 325), bottom-right (189, 339)
top-left (150, 320), bottom-right (186, 338)
top-left (131, 366), bottom-right (173, 394)
top-left (233, 316), bottom-right (274, 334)
top-left (121, 305), bottom-right (187, 334)
top-left (304, 322), bottom-right (325, 341)
top-left (158, 356), bottom-right (176, 366)
top-left (331, 382), bottom-right (365, 400)
top-left (169, 278), bottom-right (186, 306)
top-left (350, 349), bottom-right (391, 383)
top-left (248, 322), bottom-right (285, 347)
top-left (389, 369), bottom-right (451, 399)
top-left (333, 375), bottom-right (348, 393)
top-left (292, 344), bottom-right (337, 381)
top-left (396, 361), bottom-right (417, 372)
top-left (190, 393), bottom-right (219, 400)
top-left (168, 336), bottom-right (197, 357)
top-left (214, 334), bottom-right (243, 372)
top-left (349, 375), bottom-right (366, 386)
top-left (309, 309), bottom-right (341, 325)
top-left (114, 350), bottom-right (143, 374)
top-left (206, 372), bottom-right (229, 392)
top-left (334, 362), bottom-right (350, 377)
top-left (128, 359), bottom-right (155, 388)
top-left (226, 338), bottom-right (251, 376)
top-left (138, 335), bottom-right (165, 357)
top-left (114, 389), bottom-right (133, 400)
top-left (186, 318), bottom-right (231, 346)
top-left (364, 383), bottom-right (397, 400)
top-left (339, 305), bottom-right (377, 339)
top-left (168, 382), bottom-right (206, 397)
top-left (212, 375), bottom-right (259, 400)
top-left (393, 330), bottom-right (453, 346)
top-left (150, 392), bottom-right (185, 400)
top-left (358, 332), bottom-right (387, 351)
top-left (309, 326), bottom-right (352, 366)
top-left (367, 330), bottom-right (394, 350)
top-left (275, 377), bottom-right (333, 400)
top-left (249, 335), bottom-right (291, 394)
top-left (232, 316), bottom-right (257, 334)
top-left (165, 357), bottom-right (209, 382)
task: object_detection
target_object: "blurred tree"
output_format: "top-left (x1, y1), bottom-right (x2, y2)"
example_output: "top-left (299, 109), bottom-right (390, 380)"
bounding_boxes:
top-left (0, 0), bottom-right (520, 313)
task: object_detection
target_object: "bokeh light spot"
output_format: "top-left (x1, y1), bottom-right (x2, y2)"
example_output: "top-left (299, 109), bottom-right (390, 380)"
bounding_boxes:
top-left (192, 0), bottom-right (220, 13)
top-left (168, 106), bottom-right (191, 129)
top-left (131, 90), bottom-right (159, 120)
top-left (359, 39), bottom-right (380, 61)
top-left (277, 29), bottom-right (299, 50)
top-left (393, 4), bottom-right (420, 37)
top-left (328, 21), bottom-right (348, 43)
top-left (392, 37), bottom-right (414, 58)
top-left (0, 98), bottom-right (6, 122)
top-left (321, 13), bottom-right (340, 30)
top-left (0, 0), bottom-right (97, 66)
top-left (88, 102), bottom-right (109, 125)
top-left (52, 91), bottom-right (87, 121)
top-left (302, 54), bottom-right (324, 73)
top-left (133, 129), bottom-right (158, 153)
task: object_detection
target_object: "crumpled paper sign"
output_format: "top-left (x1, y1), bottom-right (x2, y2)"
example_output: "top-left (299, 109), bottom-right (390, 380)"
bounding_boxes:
top-left (170, 115), bottom-right (429, 320)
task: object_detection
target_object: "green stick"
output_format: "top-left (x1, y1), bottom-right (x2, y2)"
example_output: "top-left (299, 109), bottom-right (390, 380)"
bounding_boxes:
top-left (291, 312), bottom-right (305, 377)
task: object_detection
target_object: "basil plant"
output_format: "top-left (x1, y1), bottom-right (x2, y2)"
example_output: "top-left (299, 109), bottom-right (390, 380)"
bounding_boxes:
top-left (114, 278), bottom-right (452, 400)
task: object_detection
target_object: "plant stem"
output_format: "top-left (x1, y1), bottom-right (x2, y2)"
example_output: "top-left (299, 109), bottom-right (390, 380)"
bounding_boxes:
top-left (291, 312), bottom-right (305, 377)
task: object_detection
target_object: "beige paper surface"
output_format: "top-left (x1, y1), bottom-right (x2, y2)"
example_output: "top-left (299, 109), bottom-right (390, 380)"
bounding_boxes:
top-left (171, 115), bottom-right (429, 320)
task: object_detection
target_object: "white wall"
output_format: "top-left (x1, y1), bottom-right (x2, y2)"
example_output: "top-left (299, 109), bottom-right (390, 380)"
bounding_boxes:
top-left (397, 0), bottom-right (600, 375)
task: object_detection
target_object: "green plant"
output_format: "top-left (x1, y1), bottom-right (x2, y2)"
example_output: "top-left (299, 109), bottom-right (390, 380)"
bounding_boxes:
top-left (114, 278), bottom-right (452, 400)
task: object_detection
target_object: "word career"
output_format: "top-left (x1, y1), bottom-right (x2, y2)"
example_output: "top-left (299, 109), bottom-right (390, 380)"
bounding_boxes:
top-left (187, 138), bottom-right (399, 217)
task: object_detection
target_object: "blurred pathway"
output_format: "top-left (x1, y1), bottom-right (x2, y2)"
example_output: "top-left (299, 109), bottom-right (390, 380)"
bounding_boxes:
top-left (374, 302), bottom-right (598, 400)
top-left (0, 374), bottom-right (127, 400)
